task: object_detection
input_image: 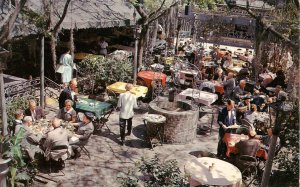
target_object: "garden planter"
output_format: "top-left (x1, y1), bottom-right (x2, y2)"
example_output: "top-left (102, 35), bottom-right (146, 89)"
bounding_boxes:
top-left (0, 158), bottom-right (11, 187)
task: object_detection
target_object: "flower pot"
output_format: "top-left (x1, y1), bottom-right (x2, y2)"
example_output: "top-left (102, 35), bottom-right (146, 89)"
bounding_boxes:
top-left (0, 158), bottom-right (11, 187)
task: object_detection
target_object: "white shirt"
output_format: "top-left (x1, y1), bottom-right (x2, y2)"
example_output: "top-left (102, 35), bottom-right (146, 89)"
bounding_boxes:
top-left (117, 92), bottom-right (138, 119)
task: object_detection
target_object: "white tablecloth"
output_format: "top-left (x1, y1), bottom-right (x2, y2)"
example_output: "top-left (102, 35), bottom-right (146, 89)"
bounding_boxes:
top-left (179, 70), bottom-right (199, 79)
top-left (185, 157), bottom-right (242, 187)
top-left (178, 88), bottom-right (218, 106)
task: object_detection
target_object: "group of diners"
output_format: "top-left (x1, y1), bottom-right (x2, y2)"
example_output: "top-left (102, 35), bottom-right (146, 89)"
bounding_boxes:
top-left (11, 79), bottom-right (95, 161)
top-left (217, 99), bottom-right (281, 161)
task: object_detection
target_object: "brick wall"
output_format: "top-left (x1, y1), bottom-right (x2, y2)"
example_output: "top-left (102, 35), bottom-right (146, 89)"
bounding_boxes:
top-left (148, 97), bottom-right (199, 144)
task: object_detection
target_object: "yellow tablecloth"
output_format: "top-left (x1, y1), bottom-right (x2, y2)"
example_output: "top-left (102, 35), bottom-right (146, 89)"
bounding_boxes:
top-left (107, 82), bottom-right (148, 97)
top-left (74, 53), bottom-right (104, 60)
top-left (162, 57), bottom-right (174, 64)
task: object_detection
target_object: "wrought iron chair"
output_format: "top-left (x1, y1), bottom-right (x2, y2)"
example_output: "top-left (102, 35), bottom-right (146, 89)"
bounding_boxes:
top-left (46, 144), bottom-right (70, 176)
top-left (94, 108), bottom-right (114, 133)
top-left (237, 155), bottom-right (258, 187)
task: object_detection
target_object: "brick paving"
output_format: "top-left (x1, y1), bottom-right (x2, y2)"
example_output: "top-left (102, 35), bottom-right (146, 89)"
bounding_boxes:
top-left (34, 103), bottom-right (220, 187)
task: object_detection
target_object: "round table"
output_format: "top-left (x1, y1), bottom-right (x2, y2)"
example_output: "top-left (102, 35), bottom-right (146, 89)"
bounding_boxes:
top-left (185, 157), bottom-right (242, 187)
top-left (137, 71), bottom-right (167, 88)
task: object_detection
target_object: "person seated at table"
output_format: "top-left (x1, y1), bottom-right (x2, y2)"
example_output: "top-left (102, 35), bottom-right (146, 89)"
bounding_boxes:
top-left (200, 67), bottom-right (208, 80)
top-left (222, 72), bottom-right (236, 99)
top-left (217, 100), bottom-right (237, 157)
top-left (261, 63), bottom-right (270, 74)
top-left (222, 52), bottom-right (233, 69)
top-left (266, 70), bottom-right (286, 88)
top-left (16, 116), bottom-right (42, 160)
top-left (24, 99), bottom-right (45, 122)
top-left (236, 64), bottom-right (250, 82)
top-left (56, 99), bottom-right (77, 122)
top-left (268, 85), bottom-right (288, 102)
top-left (199, 75), bottom-right (215, 93)
top-left (43, 118), bottom-right (72, 161)
top-left (253, 79), bottom-right (265, 94)
top-left (260, 127), bottom-right (281, 153)
top-left (235, 130), bottom-right (261, 157)
top-left (58, 78), bottom-right (78, 109)
top-left (11, 109), bottom-right (24, 136)
top-left (70, 112), bottom-right (94, 157)
top-left (177, 43), bottom-right (185, 55)
top-left (210, 47), bottom-right (220, 63)
top-left (244, 104), bottom-right (259, 125)
top-left (237, 96), bottom-right (251, 121)
top-left (233, 80), bottom-right (250, 102)
top-left (213, 68), bottom-right (224, 82)
top-left (260, 97), bottom-right (273, 113)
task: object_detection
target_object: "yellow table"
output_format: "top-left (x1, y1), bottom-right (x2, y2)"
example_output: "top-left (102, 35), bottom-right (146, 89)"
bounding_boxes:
top-left (74, 53), bottom-right (104, 60)
top-left (107, 82), bottom-right (148, 97)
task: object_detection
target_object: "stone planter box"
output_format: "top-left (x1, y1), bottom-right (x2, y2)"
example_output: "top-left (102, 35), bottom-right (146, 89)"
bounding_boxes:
top-left (148, 97), bottom-right (199, 144)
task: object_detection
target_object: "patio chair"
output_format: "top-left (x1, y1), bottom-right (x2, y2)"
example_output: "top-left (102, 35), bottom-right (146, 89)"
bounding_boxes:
top-left (76, 134), bottom-right (93, 159)
top-left (236, 155), bottom-right (258, 187)
top-left (94, 108), bottom-right (114, 133)
top-left (46, 144), bottom-right (70, 176)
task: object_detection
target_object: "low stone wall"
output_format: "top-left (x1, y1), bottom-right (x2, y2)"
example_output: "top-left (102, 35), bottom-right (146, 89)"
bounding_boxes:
top-left (148, 97), bottom-right (199, 144)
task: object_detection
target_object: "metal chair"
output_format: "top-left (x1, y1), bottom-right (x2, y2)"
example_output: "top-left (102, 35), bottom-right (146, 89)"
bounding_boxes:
top-left (237, 155), bottom-right (258, 187)
top-left (46, 144), bottom-right (69, 176)
top-left (94, 108), bottom-right (114, 133)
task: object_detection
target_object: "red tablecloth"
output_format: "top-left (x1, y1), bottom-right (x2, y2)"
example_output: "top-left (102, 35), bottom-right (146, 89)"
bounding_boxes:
top-left (137, 71), bottom-right (167, 88)
top-left (213, 81), bottom-right (224, 94)
top-left (223, 133), bottom-right (268, 160)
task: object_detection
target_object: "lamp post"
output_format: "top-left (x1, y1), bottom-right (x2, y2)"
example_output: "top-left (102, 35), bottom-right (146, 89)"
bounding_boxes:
top-left (0, 47), bottom-right (9, 136)
top-left (261, 100), bottom-right (293, 187)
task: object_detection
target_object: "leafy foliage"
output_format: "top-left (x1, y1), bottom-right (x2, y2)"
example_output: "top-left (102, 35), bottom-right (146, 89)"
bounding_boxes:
top-left (6, 96), bottom-right (35, 128)
top-left (270, 101), bottom-right (299, 186)
top-left (78, 56), bottom-right (133, 93)
top-left (118, 154), bottom-right (188, 187)
top-left (1, 130), bottom-right (33, 187)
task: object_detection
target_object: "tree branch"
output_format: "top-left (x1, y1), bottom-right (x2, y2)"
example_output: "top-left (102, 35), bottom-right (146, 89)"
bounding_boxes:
top-left (228, 3), bottom-right (298, 48)
top-left (148, 1), bottom-right (178, 25)
top-left (0, 0), bottom-right (27, 45)
top-left (53, 0), bottom-right (71, 32)
top-left (134, 4), bottom-right (148, 19)
top-left (148, 0), bottom-right (167, 18)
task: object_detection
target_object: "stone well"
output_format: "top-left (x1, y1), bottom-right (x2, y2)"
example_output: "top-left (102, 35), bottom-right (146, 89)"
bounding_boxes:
top-left (148, 97), bottom-right (199, 144)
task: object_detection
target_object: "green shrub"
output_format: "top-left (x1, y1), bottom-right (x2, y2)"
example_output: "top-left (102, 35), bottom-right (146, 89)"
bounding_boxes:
top-left (78, 56), bottom-right (133, 91)
top-left (118, 154), bottom-right (188, 187)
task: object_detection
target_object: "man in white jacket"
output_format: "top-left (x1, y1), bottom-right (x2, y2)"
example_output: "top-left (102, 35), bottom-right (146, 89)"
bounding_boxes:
top-left (117, 83), bottom-right (138, 146)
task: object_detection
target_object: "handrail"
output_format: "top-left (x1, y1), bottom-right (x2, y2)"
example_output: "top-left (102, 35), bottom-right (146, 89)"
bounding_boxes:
top-left (4, 76), bottom-right (61, 104)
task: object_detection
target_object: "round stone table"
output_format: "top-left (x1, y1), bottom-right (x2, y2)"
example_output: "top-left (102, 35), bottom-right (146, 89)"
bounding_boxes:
top-left (185, 157), bottom-right (242, 187)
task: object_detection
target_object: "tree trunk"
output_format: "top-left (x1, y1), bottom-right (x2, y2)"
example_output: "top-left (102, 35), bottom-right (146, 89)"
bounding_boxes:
top-left (150, 20), bottom-right (159, 52)
top-left (138, 25), bottom-right (148, 68)
top-left (50, 32), bottom-right (57, 71)
top-left (70, 28), bottom-right (74, 58)
top-left (253, 18), bottom-right (266, 80)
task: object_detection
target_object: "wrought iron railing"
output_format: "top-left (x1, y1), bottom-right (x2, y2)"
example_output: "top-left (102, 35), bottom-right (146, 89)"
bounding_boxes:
top-left (4, 77), bottom-right (62, 105)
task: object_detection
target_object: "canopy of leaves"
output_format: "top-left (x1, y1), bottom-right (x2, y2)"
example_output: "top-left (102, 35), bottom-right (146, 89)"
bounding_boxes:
top-left (194, 0), bottom-right (225, 11)
top-left (78, 56), bottom-right (133, 86)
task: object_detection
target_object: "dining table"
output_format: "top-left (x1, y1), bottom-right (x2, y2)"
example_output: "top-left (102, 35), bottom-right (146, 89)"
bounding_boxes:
top-left (223, 127), bottom-right (268, 160)
top-left (137, 71), bottom-right (167, 88)
top-left (75, 98), bottom-right (112, 120)
top-left (213, 81), bottom-right (224, 94)
top-left (178, 88), bottom-right (218, 106)
top-left (185, 157), bottom-right (242, 187)
top-left (106, 82), bottom-right (148, 98)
